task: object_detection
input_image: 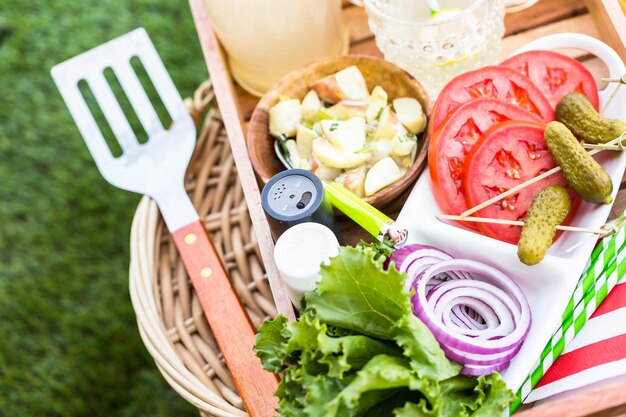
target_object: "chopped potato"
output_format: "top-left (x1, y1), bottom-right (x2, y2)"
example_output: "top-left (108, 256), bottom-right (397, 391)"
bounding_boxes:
top-left (312, 138), bottom-right (370, 169)
top-left (391, 133), bottom-right (417, 157)
top-left (301, 90), bottom-right (321, 124)
top-left (366, 86), bottom-right (388, 122)
top-left (269, 99), bottom-right (301, 137)
top-left (335, 166), bottom-right (366, 197)
top-left (393, 97), bottom-right (426, 134)
top-left (374, 106), bottom-right (407, 140)
top-left (365, 157), bottom-right (403, 196)
top-left (311, 66), bottom-right (369, 103)
top-left (311, 159), bottom-right (341, 181)
top-left (330, 100), bottom-right (369, 120)
top-left (296, 125), bottom-right (317, 160)
top-left (369, 138), bottom-right (393, 165)
top-left (299, 158), bottom-right (312, 171)
top-left (320, 117), bottom-right (366, 152)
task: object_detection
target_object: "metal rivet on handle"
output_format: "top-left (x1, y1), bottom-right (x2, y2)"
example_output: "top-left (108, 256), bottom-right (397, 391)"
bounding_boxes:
top-left (201, 267), bottom-right (212, 278)
top-left (184, 233), bottom-right (197, 244)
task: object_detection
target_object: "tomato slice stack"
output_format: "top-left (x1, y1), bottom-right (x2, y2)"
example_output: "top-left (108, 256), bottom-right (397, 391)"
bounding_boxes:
top-left (428, 51), bottom-right (598, 244)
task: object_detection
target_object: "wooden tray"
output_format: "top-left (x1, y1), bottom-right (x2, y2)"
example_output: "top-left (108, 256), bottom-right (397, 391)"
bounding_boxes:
top-left (188, 0), bottom-right (626, 414)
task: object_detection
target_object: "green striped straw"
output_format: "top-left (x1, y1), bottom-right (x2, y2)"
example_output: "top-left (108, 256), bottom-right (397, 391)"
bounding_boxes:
top-left (557, 218), bottom-right (625, 326)
top-left (511, 220), bottom-right (626, 412)
top-left (511, 248), bottom-right (626, 411)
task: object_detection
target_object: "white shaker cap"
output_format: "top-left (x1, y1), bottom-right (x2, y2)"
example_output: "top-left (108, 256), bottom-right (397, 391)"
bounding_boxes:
top-left (273, 223), bottom-right (340, 307)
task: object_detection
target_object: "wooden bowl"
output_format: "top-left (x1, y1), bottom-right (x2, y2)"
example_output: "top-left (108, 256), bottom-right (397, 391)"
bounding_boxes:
top-left (247, 55), bottom-right (431, 209)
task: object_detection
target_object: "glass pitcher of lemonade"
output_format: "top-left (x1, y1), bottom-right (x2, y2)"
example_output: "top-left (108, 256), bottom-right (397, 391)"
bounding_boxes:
top-left (204, 0), bottom-right (349, 96)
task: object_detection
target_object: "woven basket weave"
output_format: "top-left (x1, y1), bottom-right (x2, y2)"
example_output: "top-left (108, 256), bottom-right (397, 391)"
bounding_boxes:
top-left (129, 80), bottom-right (275, 417)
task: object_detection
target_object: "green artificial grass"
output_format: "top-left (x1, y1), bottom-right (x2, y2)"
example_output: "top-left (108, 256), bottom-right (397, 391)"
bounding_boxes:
top-left (0, 1), bottom-right (207, 416)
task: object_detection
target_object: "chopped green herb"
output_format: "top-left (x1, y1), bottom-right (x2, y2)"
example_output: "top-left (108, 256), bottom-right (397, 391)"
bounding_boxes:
top-left (329, 122), bottom-right (339, 132)
top-left (275, 133), bottom-right (289, 144)
top-left (400, 133), bottom-right (417, 143)
top-left (275, 133), bottom-right (294, 168)
top-left (317, 107), bottom-right (337, 121)
top-left (354, 146), bottom-right (375, 155)
top-left (355, 240), bottom-right (393, 262)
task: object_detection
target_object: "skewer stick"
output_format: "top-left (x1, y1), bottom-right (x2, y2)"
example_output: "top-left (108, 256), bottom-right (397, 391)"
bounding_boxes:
top-left (583, 142), bottom-right (626, 151)
top-left (437, 214), bottom-right (608, 235)
top-left (460, 133), bottom-right (626, 218)
top-left (460, 166), bottom-right (561, 218)
top-left (601, 73), bottom-right (625, 116)
top-left (601, 74), bottom-right (626, 84)
top-left (564, 215), bottom-right (626, 253)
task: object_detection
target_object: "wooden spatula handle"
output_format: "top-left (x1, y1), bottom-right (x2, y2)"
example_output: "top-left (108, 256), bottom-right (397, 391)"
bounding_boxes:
top-left (171, 220), bottom-right (279, 417)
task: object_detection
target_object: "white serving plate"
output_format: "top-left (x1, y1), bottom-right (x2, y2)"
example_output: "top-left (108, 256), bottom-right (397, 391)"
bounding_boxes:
top-left (397, 33), bottom-right (626, 393)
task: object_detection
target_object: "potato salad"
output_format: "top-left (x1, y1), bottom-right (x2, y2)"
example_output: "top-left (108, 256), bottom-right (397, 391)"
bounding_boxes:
top-left (268, 66), bottom-right (426, 197)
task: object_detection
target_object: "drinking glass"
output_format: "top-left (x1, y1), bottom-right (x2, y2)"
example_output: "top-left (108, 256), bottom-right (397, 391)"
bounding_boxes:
top-left (363, 0), bottom-right (505, 97)
top-left (204, 0), bottom-right (349, 96)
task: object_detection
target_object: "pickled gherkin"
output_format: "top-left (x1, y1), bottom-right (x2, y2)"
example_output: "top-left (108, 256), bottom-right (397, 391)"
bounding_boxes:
top-left (544, 121), bottom-right (613, 205)
top-left (518, 185), bottom-right (571, 265)
top-left (556, 93), bottom-right (626, 144)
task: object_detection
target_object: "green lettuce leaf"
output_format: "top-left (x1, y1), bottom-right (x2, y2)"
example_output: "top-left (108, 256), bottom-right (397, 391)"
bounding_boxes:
top-left (438, 375), bottom-right (480, 417)
top-left (361, 389), bottom-right (428, 417)
top-left (256, 311), bottom-right (401, 378)
top-left (254, 314), bottom-right (290, 373)
top-left (302, 373), bottom-right (351, 417)
top-left (436, 373), bottom-right (515, 417)
top-left (393, 401), bottom-right (437, 417)
top-left (287, 314), bottom-right (401, 377)
top-left (276, 366), bottom-right (352, 417)
top-left (325, 355), bottom-right (438, 417)
top-left (469, 374), bottom-right (516, 417)
top-left (305, 246), bottom-right (460, 380)
top-left (355, 240), bottom-right (393, 265)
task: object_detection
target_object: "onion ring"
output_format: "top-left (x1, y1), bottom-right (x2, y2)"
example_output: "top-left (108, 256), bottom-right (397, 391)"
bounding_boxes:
top-left (411, 258), bottom-right (531, 375)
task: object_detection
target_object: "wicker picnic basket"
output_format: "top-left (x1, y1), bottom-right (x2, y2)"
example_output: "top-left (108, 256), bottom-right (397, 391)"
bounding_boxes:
top-left (129, 80), bottom-right (273, 417)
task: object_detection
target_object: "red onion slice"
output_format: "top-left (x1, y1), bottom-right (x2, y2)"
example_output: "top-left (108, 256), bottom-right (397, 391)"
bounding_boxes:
top-left (462, 362), bottom-right (510, 376)
top-left (388, 245), bottom-right (452, 272)
top-left (443, 341), bottom-right (523, 366)
top-left (410, 258), bottom-right (531, 375)
top-left (450, 305), bottom-right (484, 330)
top-left (387, 245), bottom-right (453, 292)
top-left (432, 283), bottom-right (517, 339)
top-left (441, 298), bottom-right (500, 337)
top-left (451, 305), bottom-right (488, 330)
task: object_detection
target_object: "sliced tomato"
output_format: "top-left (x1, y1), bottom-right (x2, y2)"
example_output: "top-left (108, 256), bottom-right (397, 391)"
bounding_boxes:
top-left (501, 50), bottom-right (599, 110)
top-left (463, 120), bottom-right (577, 244)
top-left (429, 66), bottom-right (555, 138)
top-left (428, 98), bottom-right (543, 217)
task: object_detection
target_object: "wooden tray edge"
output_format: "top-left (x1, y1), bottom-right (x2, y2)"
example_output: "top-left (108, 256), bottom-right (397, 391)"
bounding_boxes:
top-left (188, 0), bottom-right (295, 320)
top-left (517, 378), bottom-right (626, 417)
top-left (585, 0), bottom-right (626, 61)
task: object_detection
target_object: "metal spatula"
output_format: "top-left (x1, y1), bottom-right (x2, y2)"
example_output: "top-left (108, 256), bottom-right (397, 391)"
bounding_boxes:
top-left (51, 28), bottom-right (278, 416)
